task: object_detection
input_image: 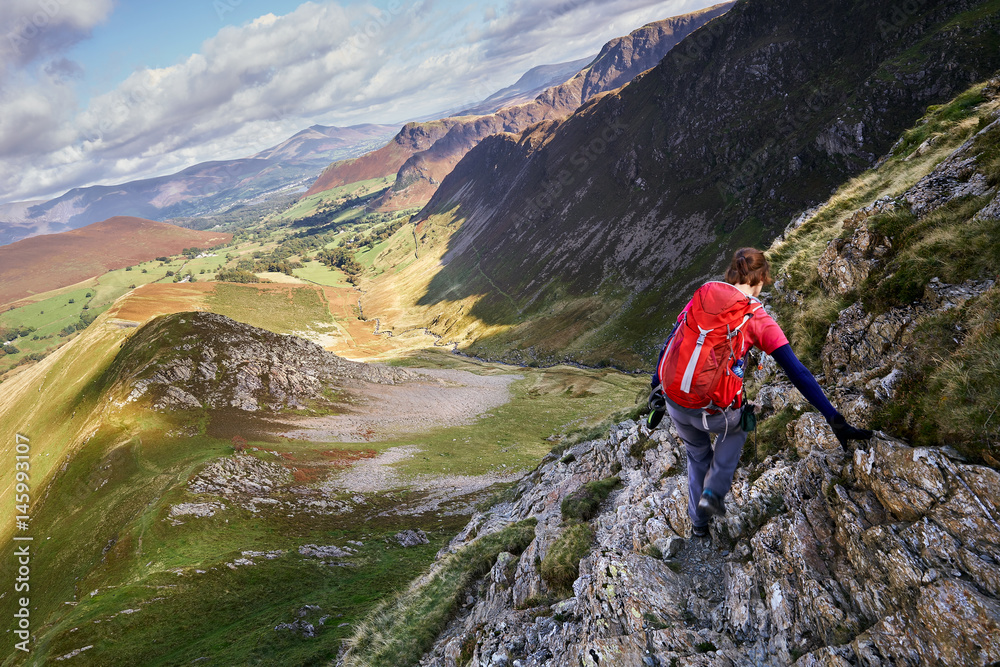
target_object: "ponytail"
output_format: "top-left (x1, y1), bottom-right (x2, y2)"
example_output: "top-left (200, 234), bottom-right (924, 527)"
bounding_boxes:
top-left (724, 248), bottom-right (772, 287)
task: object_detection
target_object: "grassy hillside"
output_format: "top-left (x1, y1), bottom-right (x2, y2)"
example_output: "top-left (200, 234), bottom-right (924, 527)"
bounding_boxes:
top-left (0, 283), bottom-right (647, 665)
top-left (0, 217), bottom-right (230, 307)
top-left (765, 79), bottom-right (1000, 464)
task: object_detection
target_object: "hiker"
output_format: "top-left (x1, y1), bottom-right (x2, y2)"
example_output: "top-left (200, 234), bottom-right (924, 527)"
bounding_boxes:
top-left (647, 247), bottom-right (872, 537)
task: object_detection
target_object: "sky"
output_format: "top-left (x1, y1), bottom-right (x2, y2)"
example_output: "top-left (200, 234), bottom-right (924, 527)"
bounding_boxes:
top-left (0, 0), bottom-right (721, 204)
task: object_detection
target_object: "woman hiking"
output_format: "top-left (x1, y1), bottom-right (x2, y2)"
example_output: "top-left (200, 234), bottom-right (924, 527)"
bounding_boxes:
top-left (647, 247), bottom-right (872, 537)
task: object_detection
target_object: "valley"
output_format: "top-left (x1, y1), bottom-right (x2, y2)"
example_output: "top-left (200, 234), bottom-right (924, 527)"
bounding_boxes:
top-left (0, 177), bottom-right (648, 665)
top-left (3, 1), bottom-right (1000, 664)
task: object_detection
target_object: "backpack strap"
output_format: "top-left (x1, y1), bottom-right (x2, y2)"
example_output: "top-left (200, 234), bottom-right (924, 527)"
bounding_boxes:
top-left (680, 326), bottom-right (711, 394)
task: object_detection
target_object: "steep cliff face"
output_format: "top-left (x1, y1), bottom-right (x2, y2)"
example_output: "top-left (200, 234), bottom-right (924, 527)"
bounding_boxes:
top-left (408, 0), bottom-right (1000, 367)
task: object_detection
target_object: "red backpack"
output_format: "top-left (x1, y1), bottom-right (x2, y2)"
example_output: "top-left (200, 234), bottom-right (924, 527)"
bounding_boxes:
top-left (656, 282), bottom-right (761, 411)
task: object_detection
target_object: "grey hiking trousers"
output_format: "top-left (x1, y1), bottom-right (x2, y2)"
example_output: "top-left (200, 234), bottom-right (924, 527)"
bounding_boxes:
top-left (665, 399), bottom-right (747, 529)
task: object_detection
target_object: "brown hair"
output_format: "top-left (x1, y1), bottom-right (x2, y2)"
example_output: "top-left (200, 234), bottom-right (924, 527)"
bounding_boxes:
top-left (724, 247), bottom-right (773, 287)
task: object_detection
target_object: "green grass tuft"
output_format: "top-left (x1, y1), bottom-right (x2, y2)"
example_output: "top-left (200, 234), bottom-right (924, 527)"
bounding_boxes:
top-left (862, 195), bottom-right (999, 313)
top-left (539, 522), bottom-right (595, 596)
top-left (341, 519), bottom-right (537, 667)
top-left (754, 405), bottom-right (810, 459)
top-left (560, 476), bottom-right (621, 523)
top-left (873, 287), bottom-right (1000, 462)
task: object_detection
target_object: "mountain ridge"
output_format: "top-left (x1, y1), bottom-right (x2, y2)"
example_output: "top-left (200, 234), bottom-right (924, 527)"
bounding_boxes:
top-left (305, 2), bottom-right (736, 210)
top-left (455, 57), bottom-right (597, 117)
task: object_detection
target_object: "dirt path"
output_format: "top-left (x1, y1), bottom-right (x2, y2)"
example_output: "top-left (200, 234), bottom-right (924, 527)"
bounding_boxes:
top-left (321, 444), bottom-right (523, 514)
top-left (279, 367), bottom-right (522, 443)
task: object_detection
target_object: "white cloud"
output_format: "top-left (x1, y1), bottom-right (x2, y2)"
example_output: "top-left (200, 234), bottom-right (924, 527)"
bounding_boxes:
top-left (0, 0), bottom-right (113, 72)
top-left (0, 0), bottom-right (721, 204)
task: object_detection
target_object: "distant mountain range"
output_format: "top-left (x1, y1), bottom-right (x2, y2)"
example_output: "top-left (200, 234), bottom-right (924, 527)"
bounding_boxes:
top-left (455, 58), bottom-right (596, 117)
top-left (305, 2), bottom-right (737, 211)
top-left (0, 47), bottom-right (641, 248)
top-left (0, 124), bottom-right (398, 246)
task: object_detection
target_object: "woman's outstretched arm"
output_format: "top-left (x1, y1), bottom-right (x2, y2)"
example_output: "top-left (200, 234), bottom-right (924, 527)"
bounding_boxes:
top-left (769, 344), bottom-right (873, 447)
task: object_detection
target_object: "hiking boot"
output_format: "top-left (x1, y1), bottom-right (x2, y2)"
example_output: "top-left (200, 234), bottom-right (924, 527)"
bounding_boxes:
top-left (698, 489), bottom-right (726, 517)
top-left (691, 524), bottom-right (710, 538)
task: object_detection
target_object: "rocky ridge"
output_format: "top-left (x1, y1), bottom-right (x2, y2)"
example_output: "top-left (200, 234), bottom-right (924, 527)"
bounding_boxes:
top-left (114, 311), bottom-right (414, 413)
top-left (409, 396), bottom-right (1000, 666)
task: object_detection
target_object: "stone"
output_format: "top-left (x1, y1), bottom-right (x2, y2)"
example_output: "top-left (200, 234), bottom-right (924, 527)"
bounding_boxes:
top-left (860, 579), bottom-right (1000, 665)
top-left (394, 529), bottom-right (430, 547)
top-left (974, 190), bottom-right (1000, 221)
top-left (789, 413), bottom-right (842, 458)
top-left (817, 200), bottom-right (895, 296)
top-left (653, 535), bottom-right (684, 559)
top-left (904, 154), bottom-right (994, 218)
top-left (168, 502), bottom-right (225, 518)
top-left (512, 539), bottom-right (546, 609)
top-left (299, 544), bottom-right (356, 559)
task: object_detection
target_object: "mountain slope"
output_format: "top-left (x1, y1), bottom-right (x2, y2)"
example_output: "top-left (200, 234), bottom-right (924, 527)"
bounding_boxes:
top-left (0, 216), bottom-right (230, 306)
top-left (304, 119), bottom-right (468, 197)
top-left (304, 3), bottom-right (735, 208)
top-left (373, 2), bottom-right (737, 211)
top-left (0, 124), bottom-right (397, 245)
top-left (396, 0), bottom-right (1000, 367)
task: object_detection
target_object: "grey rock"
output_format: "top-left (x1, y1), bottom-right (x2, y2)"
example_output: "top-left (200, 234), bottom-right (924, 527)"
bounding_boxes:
top-left (904, 152), bottom-right (994, 218)
top-left (299, 544), bottom-right (355, 559)
top-left (395, 529), bottom-right (430, 548)
top-left (817, 199), bottom-right (895, 296)
top-left (189, 454), bottom-right (292, 497)
top-left (168, 502), bottom-right (225, 518)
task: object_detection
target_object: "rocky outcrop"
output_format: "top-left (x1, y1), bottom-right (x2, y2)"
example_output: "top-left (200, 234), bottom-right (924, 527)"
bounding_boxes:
top-left (395, 529), bottom-right (430, 548)
top-left (189, 454), bottom-right (292, 496)
top-left (116, 312), bottom-right (414, 413)
top-left (904, 146), bottom-right (996, 218)
top-left (298, 544), bottom-right (357, 559)
top-left (410, 407), bottom-right (1000, 667)
top-left (817, 115), bottom-right (999, 390)
top-left (168, 502), bottom-right (226, 519)
top-left (822, 277), bottom-right (995, 387)
top-left (817, 199), bottom-right (895, 296)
